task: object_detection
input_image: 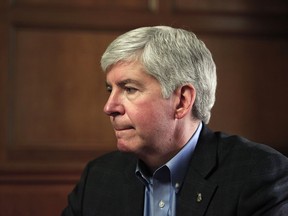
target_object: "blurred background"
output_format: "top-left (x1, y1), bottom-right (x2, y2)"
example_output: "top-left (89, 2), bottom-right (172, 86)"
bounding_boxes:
top-left (0, 0), bottom-right (287, 215)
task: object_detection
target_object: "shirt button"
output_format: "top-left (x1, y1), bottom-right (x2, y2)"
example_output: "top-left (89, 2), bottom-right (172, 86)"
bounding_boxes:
top-left (159, 200), bottom-right (165, 208)
top-left (175, 183), bottom-right (180, 189)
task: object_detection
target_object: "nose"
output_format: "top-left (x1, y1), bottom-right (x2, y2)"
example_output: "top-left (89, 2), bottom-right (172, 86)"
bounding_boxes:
top-left (103, 92), bottom-right (124, 117)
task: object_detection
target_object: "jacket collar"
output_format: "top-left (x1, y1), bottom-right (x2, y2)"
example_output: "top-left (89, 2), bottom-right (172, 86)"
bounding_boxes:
top-left (177, 124), bottom-right (219, 216)
top-left (124, 154), bottom-right (145, 215)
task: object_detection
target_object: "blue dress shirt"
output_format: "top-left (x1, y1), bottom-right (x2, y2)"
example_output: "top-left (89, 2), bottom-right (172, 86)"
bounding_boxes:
top-left (136, 123), bottom-right (202, 216)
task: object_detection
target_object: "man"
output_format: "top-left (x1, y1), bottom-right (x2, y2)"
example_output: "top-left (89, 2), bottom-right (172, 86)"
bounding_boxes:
top-left (62, 26), bottom-right (288, 216)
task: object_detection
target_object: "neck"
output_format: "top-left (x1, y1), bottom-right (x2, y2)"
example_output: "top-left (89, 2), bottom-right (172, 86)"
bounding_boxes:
top-left (139, 120), bottom-right (201, 172)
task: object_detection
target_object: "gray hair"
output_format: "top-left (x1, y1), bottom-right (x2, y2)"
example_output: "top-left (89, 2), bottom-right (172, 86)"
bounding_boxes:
top-left (101, 26), bottom-right (217, 124)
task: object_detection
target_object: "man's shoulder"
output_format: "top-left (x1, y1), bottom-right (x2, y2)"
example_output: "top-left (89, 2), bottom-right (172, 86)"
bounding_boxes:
top-left (200, 125), bottom-right (287, 164)
top-left (216, 131), bottom-right (286, 157)
top-left (214, 131), bottom-right (288, 172)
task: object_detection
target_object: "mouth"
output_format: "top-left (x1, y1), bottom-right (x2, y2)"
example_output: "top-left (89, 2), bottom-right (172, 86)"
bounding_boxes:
top-left (114, 126), bottom-right (134, 131)
top-left (112, 123), bottom-right (134, 131)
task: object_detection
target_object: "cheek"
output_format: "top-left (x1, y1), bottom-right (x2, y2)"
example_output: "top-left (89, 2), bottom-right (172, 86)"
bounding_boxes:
top-left (133, 108), bottom-right (154, 126)
top-left (132, 102), bottom-right (174, 132)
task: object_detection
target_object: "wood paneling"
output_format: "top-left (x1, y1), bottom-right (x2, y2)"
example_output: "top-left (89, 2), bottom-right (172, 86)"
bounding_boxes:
top-left (10, 29), bottom-right (116, 149)
top-left (14, 0), bottom-right (147, 10)
top-left (0, 183), bottom-right (74, 216)
top-left (204, 36), bottom-right (288, 151)
top-left (175, 0), bottom-right (288, 13)
top-left (6, 28), bottom-right (118, 166)
top-left (1, 0), bottom-right (287, 215)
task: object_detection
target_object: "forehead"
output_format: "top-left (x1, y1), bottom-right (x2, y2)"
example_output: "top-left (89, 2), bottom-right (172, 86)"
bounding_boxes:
top-left (106, 61), bottom-right (154, 83)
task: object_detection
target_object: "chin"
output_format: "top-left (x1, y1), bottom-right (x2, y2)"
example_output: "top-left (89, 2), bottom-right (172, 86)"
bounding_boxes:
top-left (117, 141), bottom-right (134, 153)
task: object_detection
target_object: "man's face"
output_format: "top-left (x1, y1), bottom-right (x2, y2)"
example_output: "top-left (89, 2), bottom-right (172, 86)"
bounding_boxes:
top-left (104, 61), bottom-right (178, 158)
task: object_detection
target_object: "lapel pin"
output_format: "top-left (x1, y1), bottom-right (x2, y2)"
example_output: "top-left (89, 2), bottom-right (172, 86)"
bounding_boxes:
top-left (196, 193), bottom-right (202, 203)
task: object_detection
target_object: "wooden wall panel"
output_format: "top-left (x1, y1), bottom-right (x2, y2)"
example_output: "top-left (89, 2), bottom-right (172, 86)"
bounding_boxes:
top-left (203, 36), bottom-right (288, 152)
top-left (175, 0), bottom-right (288, 13)
top-left (14, 0), bottom-right (147, 10)
top-left (0, 183), bottom-right (74, 216)
top-left (0, 1), bottom-right (9, 164)
top-left (7, 28), bottom-right (119, 166)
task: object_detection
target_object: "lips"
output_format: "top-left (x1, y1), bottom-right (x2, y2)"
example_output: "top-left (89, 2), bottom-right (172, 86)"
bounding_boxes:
top-left (114, 126), bottom-right (134, 131)
top-left (112, 123), bottom-right (134, 131)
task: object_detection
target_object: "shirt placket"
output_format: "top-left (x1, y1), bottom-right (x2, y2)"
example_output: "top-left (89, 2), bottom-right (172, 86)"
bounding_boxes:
top-left (153, 166), bottom-right (171, 216)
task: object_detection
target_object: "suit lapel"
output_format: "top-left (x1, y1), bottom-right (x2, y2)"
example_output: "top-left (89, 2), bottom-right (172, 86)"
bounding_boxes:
top-left (177, 125), bottom-right (219, 216)
top-left (123, 155), bottom-right (145, 215)
top-left (177, 170), bottom-right (218, 216)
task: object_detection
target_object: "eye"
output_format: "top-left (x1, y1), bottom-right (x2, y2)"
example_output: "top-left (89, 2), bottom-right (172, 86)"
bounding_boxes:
top-left (106, 85), bottom-right (112, 93)
top-left (124, 86), bottom-right (137, 94)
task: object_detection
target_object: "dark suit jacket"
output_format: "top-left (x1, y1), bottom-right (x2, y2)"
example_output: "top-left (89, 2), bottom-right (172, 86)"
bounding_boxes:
top-left (62, 125), bottom-right (288, 216)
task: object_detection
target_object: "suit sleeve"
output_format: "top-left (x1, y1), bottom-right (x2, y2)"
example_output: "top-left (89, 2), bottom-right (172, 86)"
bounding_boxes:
top-left (61, 164), bottom-right (90, 216)
top-left (238, 153), bottom-right (288, 216)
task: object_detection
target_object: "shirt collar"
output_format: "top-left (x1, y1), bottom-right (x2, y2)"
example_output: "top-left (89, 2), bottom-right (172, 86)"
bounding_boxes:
top-left (167, 122), bottom-right (202, 191)
top-left (136, 122), bottom-right (202, 191)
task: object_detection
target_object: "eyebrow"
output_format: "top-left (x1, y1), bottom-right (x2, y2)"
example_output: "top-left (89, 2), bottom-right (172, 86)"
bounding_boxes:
top-left (106, 79), bottom-right (143, 88)
top-left (117, 79), bottom-right (142, 87)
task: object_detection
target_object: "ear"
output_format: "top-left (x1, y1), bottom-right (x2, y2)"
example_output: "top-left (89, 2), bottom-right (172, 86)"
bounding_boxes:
top-left (174, 84), bottom-right (196, 119)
